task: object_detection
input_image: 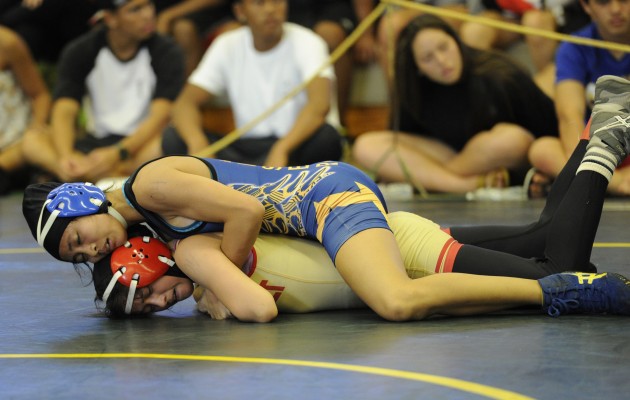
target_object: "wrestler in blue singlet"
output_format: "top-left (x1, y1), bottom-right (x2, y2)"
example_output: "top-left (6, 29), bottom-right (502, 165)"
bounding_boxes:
top-left (123, 157), bottom-right (390, 260)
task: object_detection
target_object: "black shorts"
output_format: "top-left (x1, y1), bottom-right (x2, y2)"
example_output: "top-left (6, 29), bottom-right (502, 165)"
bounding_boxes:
top-left (75, 134), bottom-right (124, 154)
top-left (161, 123), bottom-right (344, 166)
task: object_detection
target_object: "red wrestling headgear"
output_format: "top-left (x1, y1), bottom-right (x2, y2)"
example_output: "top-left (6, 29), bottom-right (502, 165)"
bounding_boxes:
top-left (102, 236), bottom-right (175, 314)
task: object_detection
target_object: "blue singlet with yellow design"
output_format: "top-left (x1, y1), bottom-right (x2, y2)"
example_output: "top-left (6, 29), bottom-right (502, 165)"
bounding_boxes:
top-left (123, 157), bottom-right (390, 260)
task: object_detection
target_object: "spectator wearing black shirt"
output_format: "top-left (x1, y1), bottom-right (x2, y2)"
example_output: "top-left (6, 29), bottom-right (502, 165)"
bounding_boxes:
top-left (352, 14), bottom-right (558, 194)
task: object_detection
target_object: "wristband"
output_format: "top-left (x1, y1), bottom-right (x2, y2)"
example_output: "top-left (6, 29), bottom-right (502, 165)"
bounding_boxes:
top-left (117, 143), bottom-right (129, 161)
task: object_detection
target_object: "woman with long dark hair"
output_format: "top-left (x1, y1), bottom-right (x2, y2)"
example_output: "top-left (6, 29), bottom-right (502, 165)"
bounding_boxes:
top-left (353, 14), bottom-right (558, 194)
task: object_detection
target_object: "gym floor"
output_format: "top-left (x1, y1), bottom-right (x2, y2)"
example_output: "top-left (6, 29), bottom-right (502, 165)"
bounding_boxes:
top-left (2, 190), bottom-right (630, 400)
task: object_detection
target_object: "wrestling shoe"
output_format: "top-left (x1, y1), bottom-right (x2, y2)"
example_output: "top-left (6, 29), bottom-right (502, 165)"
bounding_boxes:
top-left (589, 75), bottom-right (630, 164)
top-left (538, 272), bottom-right (630, 317)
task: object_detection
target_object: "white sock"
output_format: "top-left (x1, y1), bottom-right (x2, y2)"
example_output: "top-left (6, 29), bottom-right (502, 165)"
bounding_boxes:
top-left (577, 145), bottom-right (617, 181)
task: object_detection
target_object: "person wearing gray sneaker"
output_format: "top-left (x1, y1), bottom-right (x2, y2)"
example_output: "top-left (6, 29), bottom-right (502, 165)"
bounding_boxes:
top-left (20, 75), bottom-right (630, 322)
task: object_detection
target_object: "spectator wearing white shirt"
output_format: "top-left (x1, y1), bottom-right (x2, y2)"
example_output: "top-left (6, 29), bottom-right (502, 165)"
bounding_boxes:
top-left (163, 0), bottom-right (344, 167)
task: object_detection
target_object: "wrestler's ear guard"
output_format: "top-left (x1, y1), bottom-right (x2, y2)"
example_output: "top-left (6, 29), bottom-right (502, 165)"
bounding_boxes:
top-left (102, 236), bottom-right (175, 314)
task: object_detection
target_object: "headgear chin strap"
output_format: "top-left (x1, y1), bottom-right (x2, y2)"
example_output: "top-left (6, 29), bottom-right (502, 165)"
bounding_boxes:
top-left (36, 182), bottom-right (127, 248)
top-left (107, 206), bottom-right (128, 229)
top-left (102, 236), bottom-right (176, 314)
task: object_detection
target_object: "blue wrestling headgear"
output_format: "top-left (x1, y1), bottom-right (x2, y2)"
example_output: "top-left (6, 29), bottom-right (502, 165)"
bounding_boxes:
top-left (102, 236), bottom-right (176, 314)
top-left (22, 182), bottom-right (128, 260)
top-left (47, 182), bottom-right (107, 217)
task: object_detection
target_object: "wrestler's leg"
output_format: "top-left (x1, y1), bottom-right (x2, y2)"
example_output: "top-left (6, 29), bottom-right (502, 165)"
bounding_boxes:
top-left (448, 127), bottom-right (589, 257)
top-left (387, 143), bottom-right (604, 278)
top-left (454, 75), bottom-right (630, 274)
top-left (333, 228), bottom-right (544, 320)
top-left (539, 152), bottom-right (609, 270)
top-left (391, 210), bottom-right (576, 278)
top-left (450, 137), bottom-right (609, 276)
top-left (389, 211), bottom-right (453, 277)
top-left (388, 211), bottom-right (559, 279)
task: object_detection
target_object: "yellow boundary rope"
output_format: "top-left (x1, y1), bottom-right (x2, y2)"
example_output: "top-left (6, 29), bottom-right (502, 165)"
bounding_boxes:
top-left (384, 0), bottom-right (630, 53)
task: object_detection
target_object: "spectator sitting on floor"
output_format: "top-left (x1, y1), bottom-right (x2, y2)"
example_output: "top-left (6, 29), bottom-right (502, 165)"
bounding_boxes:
top-left (352, 14), bottom-right (558, 195)
top-left (155, 0), bottom-right (239, 76)
top-left (287, 0), bottom-right (378, 126)
top-left (162, 0), bottom-right (344, 167)
top-left (528, 0), bottom-right (630, 196)
top-left (459, 0), bottom-right (589, 97)
top-left (21, 0), bottom-right (185, 183)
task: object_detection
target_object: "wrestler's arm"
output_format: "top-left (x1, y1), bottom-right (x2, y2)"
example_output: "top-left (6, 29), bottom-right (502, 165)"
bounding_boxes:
top-left (194, 284), bottom-right (233, 320)
top-left (133, 157), bottom-right (264, 267)
top-left (172, 234), bottom-right (277, 322)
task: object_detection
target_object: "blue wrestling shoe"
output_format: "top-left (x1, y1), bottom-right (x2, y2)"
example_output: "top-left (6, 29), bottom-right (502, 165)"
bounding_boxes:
top-left (589, 75), bottom-right (630, 164)
top-left (538, 272), bottom-right (630, 317)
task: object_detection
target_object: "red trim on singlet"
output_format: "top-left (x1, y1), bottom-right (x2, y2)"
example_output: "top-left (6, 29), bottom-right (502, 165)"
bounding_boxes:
top-left (436, 238), bottom-right (453, 273)
top-left (435, 238), bottom-right (463, 274)
top-left (441, 227), bottom-right (451, 235)
top-left (581, 118), bottom-right (591, 140)
top-left (443, 241), bottom-right (463, 273)
top-left (246, 247), bottom-right (257, 277)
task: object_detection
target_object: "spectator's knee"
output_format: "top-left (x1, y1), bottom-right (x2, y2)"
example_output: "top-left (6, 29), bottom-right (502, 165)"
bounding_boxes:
top-left (528, 136), bottom-right (561, 170)
top-left (21, 128), bottom-right (48, 161)
top-left (487, 123), bottom-right (534, 156)
top-left (352, 131), bottom-right (393, 167)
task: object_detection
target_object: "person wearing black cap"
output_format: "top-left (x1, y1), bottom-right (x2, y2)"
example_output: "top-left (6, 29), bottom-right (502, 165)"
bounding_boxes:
top-left (21, 75), bottom-right (630, 322)
top-left (21, 0), bottom-right (185, 184)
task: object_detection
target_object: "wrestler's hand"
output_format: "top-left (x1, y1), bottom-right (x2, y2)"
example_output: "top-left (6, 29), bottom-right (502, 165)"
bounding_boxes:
top-left (195, 286), bottom-right (234, 320)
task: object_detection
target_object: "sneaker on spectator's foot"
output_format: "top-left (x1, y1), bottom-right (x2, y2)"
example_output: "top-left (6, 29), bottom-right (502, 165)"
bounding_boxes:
top-left (589, 75), bottom-right (630, 163)
top-left (538, 272), bottom-right (630, 317)
top-left (465, 186), bottom-right (526, 201)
